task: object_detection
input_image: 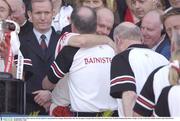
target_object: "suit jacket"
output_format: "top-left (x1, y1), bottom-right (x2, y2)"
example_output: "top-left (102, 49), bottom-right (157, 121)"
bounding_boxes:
top-left (19, 20), bottom-right (33, 39)
top-left (155, 34), bottom-right (171, 60)
top-left (20, 27), bottom-right (59, 94)
top-left (60, 24), bottom-right (71, 36)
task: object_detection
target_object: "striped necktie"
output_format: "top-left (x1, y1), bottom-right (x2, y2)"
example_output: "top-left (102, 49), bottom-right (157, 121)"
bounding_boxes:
top-left (40, 34), bottom-right (47, 51)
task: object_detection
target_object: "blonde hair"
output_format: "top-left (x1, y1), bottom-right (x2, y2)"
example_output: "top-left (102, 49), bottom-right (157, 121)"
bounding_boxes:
top-left (169, 50), bottom-right (180, 85)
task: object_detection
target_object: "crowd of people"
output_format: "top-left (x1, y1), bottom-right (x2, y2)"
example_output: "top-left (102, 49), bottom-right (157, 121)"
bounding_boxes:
top-left (0, 0), bottom-right (180, 117)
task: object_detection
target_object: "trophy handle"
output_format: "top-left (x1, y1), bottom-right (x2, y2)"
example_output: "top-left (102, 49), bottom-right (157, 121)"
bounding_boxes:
top-left (5, 20), bottom-right (20, 34)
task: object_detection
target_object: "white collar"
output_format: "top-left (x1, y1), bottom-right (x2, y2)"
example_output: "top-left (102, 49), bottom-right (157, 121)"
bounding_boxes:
top-left (33, 28), bottom-right (52, 46)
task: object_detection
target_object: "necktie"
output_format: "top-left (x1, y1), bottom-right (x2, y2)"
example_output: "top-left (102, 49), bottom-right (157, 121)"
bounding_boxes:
top-left (40, 34), bottom-right (47, 51)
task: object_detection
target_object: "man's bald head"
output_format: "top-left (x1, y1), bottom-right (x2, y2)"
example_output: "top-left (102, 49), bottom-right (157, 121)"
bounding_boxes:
top-left (71, 6), bottom-right (97, 34)
top-left (96, 7), bottom-right (114, 21)
top-left (113, 22), bottom-right (143, 53)
top-left (96, 7), bottom-right (114, 35)
top-left (142, 9), bottom-right (164, 30)
top-left (114, 22), bottom-right (143, 42)
top-left (141, 9), bottom-right (164, 48)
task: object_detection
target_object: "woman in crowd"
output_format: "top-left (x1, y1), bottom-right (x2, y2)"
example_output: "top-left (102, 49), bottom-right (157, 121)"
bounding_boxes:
top-left (116, 0), bottom-right (139, 24)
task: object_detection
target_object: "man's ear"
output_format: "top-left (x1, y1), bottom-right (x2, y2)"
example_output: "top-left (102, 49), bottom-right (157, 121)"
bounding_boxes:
top-left (116, 38), bottom-right (124, 51)
top-left (27, 11), bottom-right (32, 22)
top-left (52, 9), bottom-right (56, 17)
top-left (71, 23), bottom-right (78, 33)
top-left (141, 36), bottom-right (145, 44)
top-left (117, 39), bottom-right (122, 47)
top-left (114, 36), bottom-right (120, 46)
top-left (22, 3), bottom-right (26, 14)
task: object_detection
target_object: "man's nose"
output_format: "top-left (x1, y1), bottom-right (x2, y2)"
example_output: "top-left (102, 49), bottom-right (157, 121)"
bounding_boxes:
top-left (40, 13), bottom-right (45, 20)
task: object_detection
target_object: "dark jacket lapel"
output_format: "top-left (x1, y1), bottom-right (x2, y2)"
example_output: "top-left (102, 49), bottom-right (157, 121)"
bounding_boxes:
top-left (45, 28), bottom-right (59, 61)
top-left (27, 31), bottom-right (45, 60)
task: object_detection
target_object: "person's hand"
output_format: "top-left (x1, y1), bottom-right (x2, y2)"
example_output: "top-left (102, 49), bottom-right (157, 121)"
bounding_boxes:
top-left (105, 37), bottom-right (117, 53)
top-left (107, 40), bottom-right (116, 51)
top-left (32, 90), bottom-right (52, 106)
top-left (42, 101), bottom-right (51, 112)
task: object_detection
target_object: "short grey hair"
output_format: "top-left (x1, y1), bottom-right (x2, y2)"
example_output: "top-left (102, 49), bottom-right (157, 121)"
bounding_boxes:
top-left (113, 22), bottom-right (143, 42)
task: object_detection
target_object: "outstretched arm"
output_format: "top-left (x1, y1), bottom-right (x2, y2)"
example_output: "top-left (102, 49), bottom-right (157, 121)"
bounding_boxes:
top-left (68, 34), bottom-right (116, 50)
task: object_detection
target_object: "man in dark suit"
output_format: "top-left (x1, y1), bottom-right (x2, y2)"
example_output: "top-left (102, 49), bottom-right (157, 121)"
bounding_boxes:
top-left (20, 0), bottom-right (59, 115)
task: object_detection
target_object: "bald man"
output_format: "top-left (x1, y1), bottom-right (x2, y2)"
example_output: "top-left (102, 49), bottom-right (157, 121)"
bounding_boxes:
top-left (42, 6), bottom-right (118, 117)
top-left (47, 7), bottom-right (116, 117)
top-left (96, 7), bottom-right (114, 36)
top-left (141, 9), bottom-right (171, 60)
top-left (110, 22), bottom-right (169, 117)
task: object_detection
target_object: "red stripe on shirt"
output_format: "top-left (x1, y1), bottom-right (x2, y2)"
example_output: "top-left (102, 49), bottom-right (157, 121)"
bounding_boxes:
top-left (137, 96), bottom-right (155, 109)
top-left (111, 76), bottom-right (135, 85)
top-left (51, 62), bottom-right (64, 78)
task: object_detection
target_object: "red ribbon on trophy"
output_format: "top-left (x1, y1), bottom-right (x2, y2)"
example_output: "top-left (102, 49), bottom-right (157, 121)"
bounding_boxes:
top-left (0, 20), bottom-right (23, 79)
top-left (4, 32), bottom-right (13, 73)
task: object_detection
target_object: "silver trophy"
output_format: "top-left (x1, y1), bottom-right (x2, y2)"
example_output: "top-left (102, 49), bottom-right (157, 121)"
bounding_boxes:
top-left (0, 20), bottom-right (20, 72)
top-left (0, 21), bottom-right (5, 42)
top-left (0, 21), bottom-right (6, 71)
